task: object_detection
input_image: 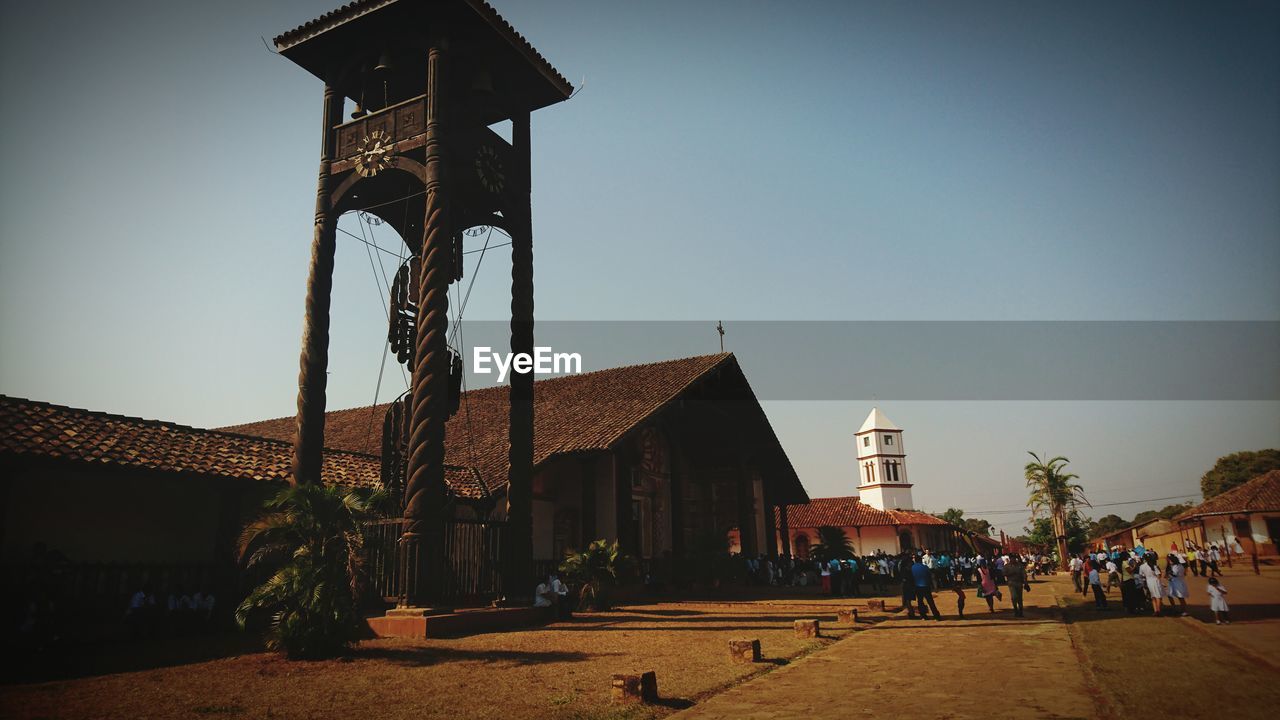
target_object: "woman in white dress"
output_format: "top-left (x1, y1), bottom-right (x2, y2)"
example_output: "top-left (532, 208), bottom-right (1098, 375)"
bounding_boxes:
top-left (1164, 554), bottom-right (1189, 616)
top-left (1139, 553), bottom-right (1165, 616)
top-left (1207, 577), bottom-right (1230, 624)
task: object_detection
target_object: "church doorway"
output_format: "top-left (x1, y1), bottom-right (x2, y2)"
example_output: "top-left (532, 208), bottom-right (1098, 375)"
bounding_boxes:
top-left (794, 533), bottom-right (811, 559)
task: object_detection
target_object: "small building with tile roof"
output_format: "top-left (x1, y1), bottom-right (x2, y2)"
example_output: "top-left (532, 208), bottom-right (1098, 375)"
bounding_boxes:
top-left (765, 496), bottom-right (958, 558)
top-left (0, 394), bottom-right (384, 568)
top-left (1176, 470), bottom-right (1280, 557)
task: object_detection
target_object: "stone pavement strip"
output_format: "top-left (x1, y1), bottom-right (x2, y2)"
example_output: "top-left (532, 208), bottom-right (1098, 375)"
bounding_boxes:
top-left (671, 583), bottom-right (1097, 720)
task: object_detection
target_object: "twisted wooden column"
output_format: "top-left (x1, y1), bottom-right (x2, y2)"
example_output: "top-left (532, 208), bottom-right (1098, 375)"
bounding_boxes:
top-left (504, 113), bottom-right (535, 601)
top-left (400, 46), bottom-right (450, 607)
top-left (291, 84), bottom-right (344, 486)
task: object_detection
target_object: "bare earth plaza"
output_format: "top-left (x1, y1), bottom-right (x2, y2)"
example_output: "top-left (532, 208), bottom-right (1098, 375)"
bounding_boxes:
top-left (2, 1), bottom-right (1279, 719)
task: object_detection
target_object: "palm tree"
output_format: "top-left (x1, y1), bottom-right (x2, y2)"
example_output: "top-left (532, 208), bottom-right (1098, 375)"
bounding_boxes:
top-left (558, 539), bottom-right (632, 611)
top-left (235, 483), bottom-right (384, 659)
top-left (808, 526), bottom-right (856, 563)
top-left (1024, 452), bottom-right (1089, 570)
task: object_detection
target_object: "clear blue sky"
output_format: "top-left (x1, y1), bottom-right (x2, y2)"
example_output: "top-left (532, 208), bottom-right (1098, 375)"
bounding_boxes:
top-left (2, 0), bottom-right (1277, 535)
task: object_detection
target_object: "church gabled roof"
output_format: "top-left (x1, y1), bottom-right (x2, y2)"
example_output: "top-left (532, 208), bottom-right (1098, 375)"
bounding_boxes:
top-left (857, 407), bottom-right (900, 434)
top-left (222, 353), bottom-right (808, 504)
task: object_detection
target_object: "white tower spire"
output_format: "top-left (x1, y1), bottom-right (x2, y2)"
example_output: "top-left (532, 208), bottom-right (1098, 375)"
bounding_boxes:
top-left (855, 407), bottom-right (914, 510)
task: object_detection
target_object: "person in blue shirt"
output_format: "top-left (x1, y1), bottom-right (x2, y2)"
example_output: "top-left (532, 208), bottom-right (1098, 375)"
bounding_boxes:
top-left (910, 554), bottom-right (942, 620)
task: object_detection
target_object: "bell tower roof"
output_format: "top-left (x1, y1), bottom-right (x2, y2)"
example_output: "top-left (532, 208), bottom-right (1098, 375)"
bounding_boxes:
top-left (857, 407), bottom-right (900, 434)
top-left (274, 0), bottom-right (573, 125)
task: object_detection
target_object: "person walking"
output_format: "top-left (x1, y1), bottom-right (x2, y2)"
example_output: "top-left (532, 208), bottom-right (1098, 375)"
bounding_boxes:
top-left (1105, 557), bottom-right (1120, 593)
top-left (1208, 544), bottom-right (1223, 577)
top-left (1207, 577), bottom-right (1230, 624)
top-left (1139, 553), bottom-right (1165, 616)
top-left (1004, 555), bottom-right (1029, 618)
top-left (1080, 555), bottom-right (1094, 598)
top-left (1165, 554), bottom-right (1189, 617)
top-left (911, 554), bottom-right (943, 620)
top-left (1088, 564), bottom-right (1108, 609)
top-left (897, 553), bottom-right (917, 619)
top-left (977, 561), bottom-right (1001, 613)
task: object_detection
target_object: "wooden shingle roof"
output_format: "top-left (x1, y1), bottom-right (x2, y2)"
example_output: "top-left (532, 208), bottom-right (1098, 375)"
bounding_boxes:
top-left (222, 353), bottom-right (791, 498)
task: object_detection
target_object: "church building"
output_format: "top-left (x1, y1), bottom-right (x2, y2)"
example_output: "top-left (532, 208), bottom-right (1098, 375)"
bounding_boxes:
top-left (770, 408), bottom-right (962, 557)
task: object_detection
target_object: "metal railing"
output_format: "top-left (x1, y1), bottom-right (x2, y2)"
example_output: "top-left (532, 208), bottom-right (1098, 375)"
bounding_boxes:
top-left (363, 517), bottom-right (509, 606)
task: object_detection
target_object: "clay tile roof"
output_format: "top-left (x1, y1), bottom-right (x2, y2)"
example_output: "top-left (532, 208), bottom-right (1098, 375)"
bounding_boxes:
top-left (775, 496), bottom-right (950, 529)
top-left (1177, 470), bottom-right (1280, 520)
top-left (886, 509), bottom-right (952, 527)
top-left (221, 353), bottom-right (745, 497)
top-left (0, 396), bottom-right (379, 488)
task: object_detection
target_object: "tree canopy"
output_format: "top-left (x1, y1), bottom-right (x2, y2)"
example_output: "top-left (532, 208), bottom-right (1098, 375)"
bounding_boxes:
top-left (934, 507), bottom-right (993, 537)
top-left (1088, 514), bottom-right (1128, 538)
top-left (1022, 513), bottom-right (1089, 553)
top-left (1200, 449), bottom-right (1280, 499)
top-left (1130, 503), bottom-right (1193, 526)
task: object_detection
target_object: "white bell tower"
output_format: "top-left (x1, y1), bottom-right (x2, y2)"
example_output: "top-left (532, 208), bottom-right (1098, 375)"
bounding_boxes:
top-left (855, 407), bottom-right (914, 510)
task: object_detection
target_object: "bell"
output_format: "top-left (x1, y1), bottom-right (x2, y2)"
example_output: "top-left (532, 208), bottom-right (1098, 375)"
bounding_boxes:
top-left (374, 50), bottom-right (394, 74)
top-left (470, 68), bottom-right (495, 95)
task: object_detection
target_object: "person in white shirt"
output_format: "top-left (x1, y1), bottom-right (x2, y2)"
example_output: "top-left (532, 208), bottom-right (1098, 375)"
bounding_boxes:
top-left (534, 575), bottom-right (557, 608)
top-left (1069, 555), bottom-right (1084, 592)
top-left (1207, 577), bottom-right (1230, 624)
top-left (549, 573), bottom-right (571, 619)
top-left (1139, 554), bottom-right (1164, 616)
top-left (1208, 545), bottom-right (1223, 577)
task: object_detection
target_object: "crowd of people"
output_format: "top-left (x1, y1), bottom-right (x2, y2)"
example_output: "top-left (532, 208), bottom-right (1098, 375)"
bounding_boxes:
top-left (124, 583), bottom-right (219, 638)
top-left (738, 548), bottom-right (1056, 621)
top-left (1070, 543), bottom-right (1232, 623)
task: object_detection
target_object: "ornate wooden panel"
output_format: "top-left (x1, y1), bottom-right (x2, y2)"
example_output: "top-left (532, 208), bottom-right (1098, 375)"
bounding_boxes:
top-left (333, 95), bottom-right (429, 163)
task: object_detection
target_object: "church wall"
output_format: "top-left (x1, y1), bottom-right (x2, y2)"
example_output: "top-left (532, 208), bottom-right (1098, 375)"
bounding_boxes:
top-left (595, 455), bottom-right (617, 542)
top-left (2, 460), bottom-right (230, 565)
top-left (851, 526), bottom-right (900, 555)
top-left (532, 499), bottom-right (555, 559)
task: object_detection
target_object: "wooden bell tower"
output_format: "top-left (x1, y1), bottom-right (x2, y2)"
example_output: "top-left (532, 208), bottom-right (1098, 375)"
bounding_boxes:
top-left (274, 0), bottom-right (572, 608)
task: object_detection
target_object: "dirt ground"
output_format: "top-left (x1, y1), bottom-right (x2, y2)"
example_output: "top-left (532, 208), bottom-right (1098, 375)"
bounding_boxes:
top-left (5, 569), bottom-right (1279, 720)
top-left (673, 577), bottom-right (1097, 720)
top-left (1056, 565), bottom-right (1280, 720)
top-left (673, 567), bottom-right (1280, 720)
top-left (0, 592), bottom-right (875, 720)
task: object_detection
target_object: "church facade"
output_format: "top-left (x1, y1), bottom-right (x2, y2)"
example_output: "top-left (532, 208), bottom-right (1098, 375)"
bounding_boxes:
top-left (769, 408), bottom-right (964, 557)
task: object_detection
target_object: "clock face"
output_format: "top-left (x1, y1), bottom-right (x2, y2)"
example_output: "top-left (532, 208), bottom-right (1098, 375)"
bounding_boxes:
top-left (355, 129), bottom-right (395, 177)
top-left (474, 145), bottom-right (505, 194)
